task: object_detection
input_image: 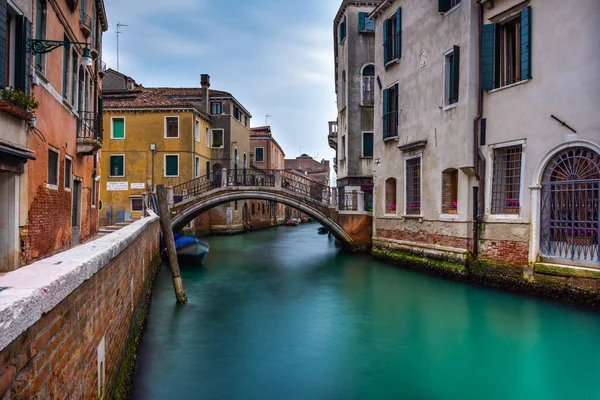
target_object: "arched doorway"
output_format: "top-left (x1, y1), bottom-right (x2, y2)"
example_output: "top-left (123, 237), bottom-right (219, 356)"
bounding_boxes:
top-left (540, 147), bottom-right (599, 263)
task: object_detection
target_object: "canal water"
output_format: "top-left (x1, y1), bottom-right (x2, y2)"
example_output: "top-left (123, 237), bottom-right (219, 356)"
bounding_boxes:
top-left (132, 224), bottom-right (600, 400)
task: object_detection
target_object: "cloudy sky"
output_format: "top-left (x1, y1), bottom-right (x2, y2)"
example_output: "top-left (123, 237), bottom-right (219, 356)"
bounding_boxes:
top-left (102, 0), bottom-right (339, 166)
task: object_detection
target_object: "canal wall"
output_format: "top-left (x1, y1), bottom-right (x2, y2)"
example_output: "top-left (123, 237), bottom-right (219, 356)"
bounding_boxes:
top-left (0, 215), bottom-right (161, 398)
top-left (373, 239), bottom-right (600, 307)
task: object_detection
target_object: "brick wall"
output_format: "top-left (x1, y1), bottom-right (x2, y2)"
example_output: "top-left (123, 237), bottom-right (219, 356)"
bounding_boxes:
top-left (376, 229), bottom-right (470, 250)
top-left (479, 238), bottom-right (529, 266)
top-left (0, 218), bottom-right (160, 398)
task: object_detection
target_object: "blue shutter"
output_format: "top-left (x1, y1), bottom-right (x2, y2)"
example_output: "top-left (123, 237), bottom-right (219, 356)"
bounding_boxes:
top-left (439, 0), bottom-right (451, 13)
top-left (383, 18), bottom-right (388, 64)
top-left (363, 133), bottom-right (374, 157)
top-left (481, 24), bottom-right (496, 91)
top-left (0, 0), bottom-right (6, 86)
top-left (382, 88), bottom-right (389, 138)
top-left (396, 8), bottom-right (402, 59)
top-left (520, 6), bottom-right (532, 80)
top-left (359, 12), bottom-right (366, 32)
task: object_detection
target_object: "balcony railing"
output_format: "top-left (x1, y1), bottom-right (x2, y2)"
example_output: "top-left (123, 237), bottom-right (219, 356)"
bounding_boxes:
top-left (80, 12), bottom-right (92, 36)
top-left (383, 110), bottom-right (398, 140)
top-left (337, 191), bottom-right (373, 213)
top-left (76, 111), bottom-right (102, 155)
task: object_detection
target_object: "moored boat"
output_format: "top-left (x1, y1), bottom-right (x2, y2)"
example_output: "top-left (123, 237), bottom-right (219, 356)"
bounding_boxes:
top-left (174, 234), bottom-right (210, 262)
top-left (285, 218), bottom-right (299, 227)
top-left (317, 227), bottom-right (328, 235)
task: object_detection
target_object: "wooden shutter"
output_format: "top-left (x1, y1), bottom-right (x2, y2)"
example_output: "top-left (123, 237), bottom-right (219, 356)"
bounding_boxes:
top-left (359, 12), bottom-right (366, 32)
top-left (481, 24), bottom-right (496, 91)
top-left (396, 8), bottom-right (402, 59)
top-left (383, 18), bottom-right (388, 64)
top-left (382, 88), bottom-right (389, 137)
top-left (15, 15), bottom-right (31, 95)
top-left (0, 0), bottom-right (6, 87)
top-left (438, 0), bottom-right (451, 13)
top-left (394, 83), bottom-right (399, 133)
top-left (520, 6), bottom-right (532, 80)
top-left (363, 133), bottom-right (374, 157)
top-left (450, 45), bottom-right (460, 103)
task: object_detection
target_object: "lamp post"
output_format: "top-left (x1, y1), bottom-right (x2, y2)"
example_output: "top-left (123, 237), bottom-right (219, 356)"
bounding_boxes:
top-left (27, 39), bottom-right (93, 66)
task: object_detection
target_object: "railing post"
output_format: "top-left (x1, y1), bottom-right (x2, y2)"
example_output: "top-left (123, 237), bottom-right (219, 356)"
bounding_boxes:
top-left (167, 186), bottom-right (174, 207)
top-left (275, 170), bottom-right (281, 188)
top-left (221, 168), bottom-right (228, 187)
top-left (358, 191), bottom-right (365, 212)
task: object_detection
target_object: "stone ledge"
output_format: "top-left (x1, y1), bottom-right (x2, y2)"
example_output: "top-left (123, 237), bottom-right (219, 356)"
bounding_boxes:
top-left (374, 237), bottom-right (469, 262)
top-left (0, 213), bottom-right (159, 352)
top-left (534, 263), bottom-right (600, 280)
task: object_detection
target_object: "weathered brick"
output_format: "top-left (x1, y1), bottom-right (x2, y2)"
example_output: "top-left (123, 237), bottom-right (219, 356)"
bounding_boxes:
top-left (0, 365), bottom-right (17, 396)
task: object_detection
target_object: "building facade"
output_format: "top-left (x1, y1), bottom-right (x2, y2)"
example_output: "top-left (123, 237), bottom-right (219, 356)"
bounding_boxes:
top-left (249, 125), bottom-right (286, 228)
top-left (332, 0), bottom-right (380, 211)
top-left (369, 0), bottom-right (599, 273)
top-left (4, 0), bottom-right (108, 268)
top-left (101, 81), bottom-right (212, 225)
top-left (285, 154), bottom-right (330, 187)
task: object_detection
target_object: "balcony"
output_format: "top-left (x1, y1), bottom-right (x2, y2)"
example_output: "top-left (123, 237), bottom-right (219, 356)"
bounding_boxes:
top-left (77, 111), bottom-right (102, 155)
top-left (80, 12), bottom-right (92, 37)
top-left (97, 58), bottom-right (107, 77)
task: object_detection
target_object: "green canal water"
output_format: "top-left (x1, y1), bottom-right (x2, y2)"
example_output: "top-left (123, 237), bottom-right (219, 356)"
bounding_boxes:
top-left (132, 224), bottom-right (600, 400)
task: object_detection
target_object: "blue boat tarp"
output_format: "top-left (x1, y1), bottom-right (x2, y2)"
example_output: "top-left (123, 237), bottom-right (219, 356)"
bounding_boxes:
top-left (175, 236), bottom-right (197, 250)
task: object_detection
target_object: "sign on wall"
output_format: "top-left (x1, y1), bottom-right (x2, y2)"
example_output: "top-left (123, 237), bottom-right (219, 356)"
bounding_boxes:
top-left (130, 183), bottom-right (146, 189)
top-left (107, 182), bottom-right (129, 191)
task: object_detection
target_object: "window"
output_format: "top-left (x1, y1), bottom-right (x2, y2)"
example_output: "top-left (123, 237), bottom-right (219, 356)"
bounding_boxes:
top-left (481, 7), bottom-right (531, 90)
top-left (383, 8), bottom-right (401, 65)
top-left (195, 156), bottom-right (201, 178)
top-left (4, 5), bottom-right (30, 92)
top-left (62, 34), bottom-right (70, 97)
top-left (35, 0), bottom-right (47, 73)
top-left (194, 120), bottom-right (200, 142)
top-left (339, 16), bottom-right (346, 43)
top-left (47, 149), bottom-right (59, 186)
top-left (340, 135), bottom-right (346, 160)
top-left (234, 107), bottom-right (241, 122)
top-left (130, 197), bottom-right (143, 212)
top-left (385, 178), bottom-right (397, 214)
top-left (362, 132), bottom-right (373, 158)
top-left (71, 50), bottom-right (78, 104)
top-left (165, 117), bottom-right (179, 138)
top-left (244, 115), bottom-right (248, 127)
top-left (359, 12), bottom-right (375, 33)
top-left (212, 130), bottom-right (224, 148)
top-left (491, 145), bottom-right (523, 214)
top-left (64, 156), bottom-right (72, 189)
top-left (361, 65), bottom-right (375, 105)
top-left (205, 127), bottom-right (210, 146)
top-left (341, 70), bottom-right (346, 108)
top-left (439, 0), bottom-right (461, 13)
top-left (405, 157), bottom-right (422, 215)
top-left (111, 117), bottom-right (125, 139)
top-left (383, 84), bottom-right (399, 139)
top-left (206, 161), bottom-right (211, 176)
top-left (255, 148), bottom-right (264, 162)
top-left (164, 155), bottom-right (179, 177)
top-left (210, 102), bottom-right (222, 115)
top-left (444, 46), bottom-right (460, 106)
top-left (109, 155), bottom-right (125, 177)
top-left (442, 169), bottom-right (458, 214)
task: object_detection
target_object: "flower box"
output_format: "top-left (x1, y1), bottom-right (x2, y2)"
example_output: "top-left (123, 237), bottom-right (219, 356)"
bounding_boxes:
top-left (447, 209), bottom-right (457, 214)
top-left (504, 207), bottom-right (519, 214)
top-left (0, 100), bottom-right (33, 122)
top-left (566, 236), bottom-right (592, 245)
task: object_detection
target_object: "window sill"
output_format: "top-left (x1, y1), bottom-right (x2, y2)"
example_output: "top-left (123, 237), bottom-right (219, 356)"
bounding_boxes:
top-left (384, 58), bottom-right (399, 69)
top-left (211, 146), bottom-right (224, 149)
top-left (111, 137), bottom-right (126, 140)
top-left (359, 30), bottom-right (375, 35)
top-left (46, 184), bottom-right (58, 191)
top-left (439, 213), bottom-right (460, 221)
top-left (487, 79), bottom-right (531, 94)
top-left (403, 214), bottom-right (423, 219)
top-left (164, 175), bottom-right (180, 178)
top-left (109, 176), bottom-right (125, 178)
top-left (380, 214), bottom-right (400, 219)
top-left (360, 156), bottom-right (373, 159)
top-left (442, 3), bottom-right (461, 17)
top-left (443, 102), bottom-right (458, 111)
top-left (360, 103), bottom-right (374, 107)
top-left (383, 136), bottom-right (399, 143)
top-left (164, 136), bottom-right (180, 140)
top-left (65, 188), bottom-right (72, 192)
top-left (484, 214), bottom-right (524, 223)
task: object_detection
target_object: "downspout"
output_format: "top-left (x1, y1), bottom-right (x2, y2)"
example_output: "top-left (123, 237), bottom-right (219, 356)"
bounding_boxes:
top-left (472, 1), bottom-right (485, 258)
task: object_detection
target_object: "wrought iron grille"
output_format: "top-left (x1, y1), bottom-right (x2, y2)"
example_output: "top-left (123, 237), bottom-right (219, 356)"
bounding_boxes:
top-left (491, 145), bottom-right (522, 214)
top-left (77, 111), bottom-right (100, 141)
top-left (228, 169), bottom-right (275, 187)
top-left (540, 147), bottom-right (600, 263)
top-left (406, 158), bottom-right (421, 215)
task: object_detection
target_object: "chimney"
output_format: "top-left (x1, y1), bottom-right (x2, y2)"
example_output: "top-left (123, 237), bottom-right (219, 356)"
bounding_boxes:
top-left (201, 74), bottom-right (210, 114)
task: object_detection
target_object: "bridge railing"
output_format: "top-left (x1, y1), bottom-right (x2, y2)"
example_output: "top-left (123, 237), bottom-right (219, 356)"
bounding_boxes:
top-left (281, 170), bottom-right (332, 206)
top-left (227, 168), bottom-right (276, 187)
top-left (172, 173), bottom-right (220, 203)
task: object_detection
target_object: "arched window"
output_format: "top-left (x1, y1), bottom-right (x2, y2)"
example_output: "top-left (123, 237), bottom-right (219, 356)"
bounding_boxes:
top-left (385, 178), bottom-right (397, 214)
top-left (442, 169), bottom-right (459, 214)
top-left (362, 64), bottom-right (375, 105)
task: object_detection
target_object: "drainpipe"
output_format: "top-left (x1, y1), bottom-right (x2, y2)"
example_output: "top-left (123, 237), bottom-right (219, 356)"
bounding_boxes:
top-left (472, 2), bottom-right (485, 258)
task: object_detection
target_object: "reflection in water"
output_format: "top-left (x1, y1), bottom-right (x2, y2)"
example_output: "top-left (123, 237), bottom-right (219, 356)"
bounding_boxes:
top-left (132, 224), bottom-right (600, 400)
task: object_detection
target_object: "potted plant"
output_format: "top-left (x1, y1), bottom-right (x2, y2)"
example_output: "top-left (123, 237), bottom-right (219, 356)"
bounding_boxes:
top-left (0, 87), bottom-right (38, 121)
top-left (505, 199), bottom-right (520, 214)
top-left (565, 228), bottom-right (598, 245)
top-left (387, 203), bottom-right (397, 214)
top-left (448, 201), bottom-right (458, 214)
top-left (212, 141), bottom-right (222, 148)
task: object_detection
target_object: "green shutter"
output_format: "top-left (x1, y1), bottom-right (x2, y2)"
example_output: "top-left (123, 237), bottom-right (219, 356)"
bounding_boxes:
top-left (520, 6), bottom-right (531, 80)
top-left (359, 12), bottom-right (366, 31)
top-left (0, 0), bottom-right (6, 86)
top-left (363, 133), bottom-right (374, 157)
top-left (382, 88), bottom-right (389, 137)
top-left (383, 18), bottom-right (389, 64)
top-left (113, 118), bottom-right (124, 138)
top-left (481, 24), bottom-right (496, 91)
top-left (166, 156), bottom-right (178, 176)
top-left (14, 16), bottom-right (31, 94)
top-left (450, 45), bottom-right (460, 103)
top-left (396, 8), bottom-right (402, 59)
top-left (439, 0), bottom-right (451, 13)
top-left (35, 0), bottom-right (43, 71)
top-left (110, 156), bottom-right (124, 176)
top-left (206, 161), bottom-right (211, 176)
top-left (62, 38), bottom-right (69, 96)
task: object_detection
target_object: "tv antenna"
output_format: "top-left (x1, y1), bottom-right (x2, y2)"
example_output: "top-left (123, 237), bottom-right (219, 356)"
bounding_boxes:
top-left (265, 114), bottom-right (272, 126)
top-left (116, 22), bottom-right (129, 71)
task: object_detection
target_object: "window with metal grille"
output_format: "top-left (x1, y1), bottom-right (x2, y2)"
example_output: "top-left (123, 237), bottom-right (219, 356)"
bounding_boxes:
top-left (385, 178), bottom-right (397, 214)
top-left (47, 149), bottom-right (59, 186)
top-left (406, 158), bottom-right (421, 215)
top-left (383, 84), bottom-right (398, 139)
top-left (64, 157), bottom-right (72, 189)
top-left (491, 145), bottom-right (522, 214)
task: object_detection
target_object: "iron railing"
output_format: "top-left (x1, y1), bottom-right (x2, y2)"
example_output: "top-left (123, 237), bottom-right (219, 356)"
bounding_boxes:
top-left (77, 111), bottom-right (101, 141)
top-left (337, 191), bottom-right (373, 212)
top-left (281, 171), bottom-right (331, 205)
top-left (172, 173), bottom-right (220, 203)
top-left (80, 11), bottom-right (92, 33)
top-left (228, 168), bottom-right (275, 187)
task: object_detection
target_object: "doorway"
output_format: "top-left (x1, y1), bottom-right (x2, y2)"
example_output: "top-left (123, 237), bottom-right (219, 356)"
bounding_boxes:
top-left (0, 172), bottom-right (19, 271)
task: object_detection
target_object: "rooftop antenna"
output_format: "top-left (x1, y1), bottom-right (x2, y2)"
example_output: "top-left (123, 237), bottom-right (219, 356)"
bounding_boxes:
top-left (265, 114), bottom-right (272, 126)
top-left (116, 22), bottom-right (129, 72)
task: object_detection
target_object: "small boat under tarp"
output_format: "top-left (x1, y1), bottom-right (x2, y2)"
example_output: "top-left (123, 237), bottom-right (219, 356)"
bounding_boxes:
top-left (317, 227), bottom-right (328, 235)
top-left (174, 233), bottom-right (210, 261)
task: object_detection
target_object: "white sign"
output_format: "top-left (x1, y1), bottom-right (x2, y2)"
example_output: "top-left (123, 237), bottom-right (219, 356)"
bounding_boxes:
top-left (107, 182), bottom-right (129, 191)
top-left (131, 183), bottom-right (146, 189)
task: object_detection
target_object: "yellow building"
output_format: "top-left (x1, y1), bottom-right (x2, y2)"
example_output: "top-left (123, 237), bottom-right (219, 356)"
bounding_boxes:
top-left (100, 82), bottom-right (212, 224)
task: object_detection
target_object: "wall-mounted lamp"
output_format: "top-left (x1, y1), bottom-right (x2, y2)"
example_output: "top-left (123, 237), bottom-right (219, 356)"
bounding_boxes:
top-left (27, 39), bottom-right (93, 66)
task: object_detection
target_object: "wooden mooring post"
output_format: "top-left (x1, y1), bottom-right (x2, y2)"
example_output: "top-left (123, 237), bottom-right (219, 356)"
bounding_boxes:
top-left (156, 185), bottom-right (187, 303)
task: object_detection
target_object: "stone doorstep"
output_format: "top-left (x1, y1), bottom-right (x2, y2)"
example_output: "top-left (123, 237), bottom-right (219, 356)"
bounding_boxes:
top-left (534, 262), bottom-right (600, 280)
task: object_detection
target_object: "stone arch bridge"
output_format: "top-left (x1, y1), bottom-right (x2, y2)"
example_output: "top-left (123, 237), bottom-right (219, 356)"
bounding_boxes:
top-left (156, 169), bottom-right (372, 252)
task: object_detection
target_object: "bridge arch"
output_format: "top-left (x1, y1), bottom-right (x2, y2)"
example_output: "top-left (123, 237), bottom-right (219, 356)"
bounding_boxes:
top-left (170, 189), bottom-right (355, 248)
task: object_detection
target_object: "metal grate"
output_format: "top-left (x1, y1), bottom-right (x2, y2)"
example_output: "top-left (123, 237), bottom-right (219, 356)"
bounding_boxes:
top-left (491, 145), bottom-right (522, 214)
top-left (406, 158), bottom-right (421, 215)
